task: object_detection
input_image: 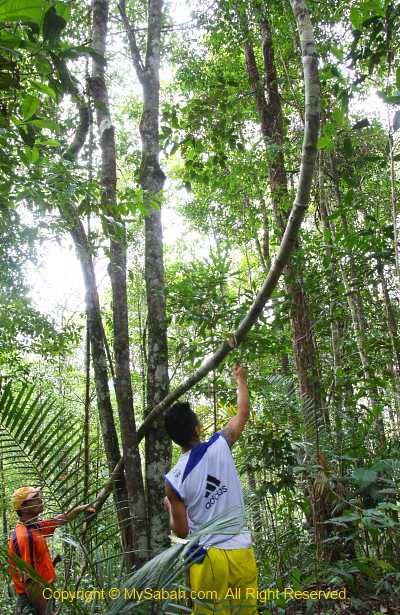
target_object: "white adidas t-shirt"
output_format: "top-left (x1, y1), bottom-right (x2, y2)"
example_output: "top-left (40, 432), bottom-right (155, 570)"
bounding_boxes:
top-left (165, 432), bottom-right (252, 550)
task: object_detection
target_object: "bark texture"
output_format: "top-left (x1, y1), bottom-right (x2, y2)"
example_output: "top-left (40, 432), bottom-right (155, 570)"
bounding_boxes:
top-left (119, 0), bottom-right (171, 556)
top-left (61, 70), bottom-right (134, 564)
top-left (91, 0), bottom-right (148, 567)
top-left (243, 12), bottom-right (323, 433)
top-left (68, 210), bottom-right (135, 564)
top-left (330, 157), bottom-right (386, 446)
top-left (318, 154), bottom-right (344, 437)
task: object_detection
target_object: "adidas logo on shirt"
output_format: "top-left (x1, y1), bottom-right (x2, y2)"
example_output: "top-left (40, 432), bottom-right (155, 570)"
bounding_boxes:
top-left (205, 474), bottom-right (228, 509)
top-left (205, 475), bottom-right (220, 497)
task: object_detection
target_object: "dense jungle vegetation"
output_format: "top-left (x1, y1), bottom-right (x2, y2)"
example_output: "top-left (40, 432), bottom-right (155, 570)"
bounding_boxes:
top-left (0, 0), bottom-right (400, 613)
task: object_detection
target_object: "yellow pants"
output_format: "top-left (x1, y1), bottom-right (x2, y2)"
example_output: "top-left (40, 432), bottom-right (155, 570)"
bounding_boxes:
top-left (188, 546), bottom-right (258, 614)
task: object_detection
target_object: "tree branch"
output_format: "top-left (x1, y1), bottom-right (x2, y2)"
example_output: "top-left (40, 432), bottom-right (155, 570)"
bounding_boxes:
top-left (118, 0), bottom-right (145, 81)
top-left (61, 60), bottom-right (89, 162)
top-left (64, 99), bottom-right (90, 162)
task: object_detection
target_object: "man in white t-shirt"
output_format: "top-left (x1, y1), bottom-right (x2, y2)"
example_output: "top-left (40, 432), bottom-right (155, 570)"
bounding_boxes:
top-left (164, 364), bottom-right (258, 614)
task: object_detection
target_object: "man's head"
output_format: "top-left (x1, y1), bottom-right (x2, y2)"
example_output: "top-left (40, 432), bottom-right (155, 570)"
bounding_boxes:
top-left (12, 486), bottom-right (43, 520)
top-left (164, 402), bottom-right (200, 447)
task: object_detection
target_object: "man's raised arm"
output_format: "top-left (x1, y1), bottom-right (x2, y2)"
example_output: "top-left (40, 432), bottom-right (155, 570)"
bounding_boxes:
top-left (221, 363), bottom-right (250, 447)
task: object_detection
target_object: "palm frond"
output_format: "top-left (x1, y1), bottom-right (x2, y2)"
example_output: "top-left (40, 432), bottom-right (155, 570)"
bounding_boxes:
top-left (105, 507), bottom-right (250, 615)
top-left (0, 382), bottom-right (91, 514)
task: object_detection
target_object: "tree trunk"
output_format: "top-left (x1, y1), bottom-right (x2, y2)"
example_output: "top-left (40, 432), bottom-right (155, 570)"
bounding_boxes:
top-left (1, 452), bottom-right (7, 544)
top-left (60, 72), bottom-right (135, 563)
top-left (83, 316), bottom-right (91, 503)
top-left (242, 5), bottom-right (347, 561)
top-left (388, 128), bottom-right (400, 302)
top-left (69, 213), bottom-right (135, 564)
top-left (141, 35), bottom-right (171, 561)
top-left (318, 153), bottom-right (344, 440)
top-left (91, 0), bottom-right (149, 567)
top-left (119, 0), bottom-right (171, 556)
top-left (330, 158), bottom-right (386, 447)
top-left (377, 259), bottom-right (400, 426)
top-left (243, 15), bottom-right (324, 434)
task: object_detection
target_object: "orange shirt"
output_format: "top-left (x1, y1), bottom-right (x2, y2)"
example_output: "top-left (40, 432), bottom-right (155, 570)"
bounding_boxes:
top-left (7, 517), bottom-right (65, 594)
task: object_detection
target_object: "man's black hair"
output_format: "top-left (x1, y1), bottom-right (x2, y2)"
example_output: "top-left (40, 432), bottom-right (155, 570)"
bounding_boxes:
top-left (164, 402), bottom-right (198, 446)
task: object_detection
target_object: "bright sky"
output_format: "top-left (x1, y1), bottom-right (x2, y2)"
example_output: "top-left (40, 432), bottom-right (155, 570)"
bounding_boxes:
top-left (28, 192), bottom-right (206, 317)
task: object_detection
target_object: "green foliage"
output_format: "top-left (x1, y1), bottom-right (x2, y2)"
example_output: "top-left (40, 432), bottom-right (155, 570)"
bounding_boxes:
top-left (1, 0), bottom-right (400, 613)
top-left (0, 382), bottom-right (86, 513)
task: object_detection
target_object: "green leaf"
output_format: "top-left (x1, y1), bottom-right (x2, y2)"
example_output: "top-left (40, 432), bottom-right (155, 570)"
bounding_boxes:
top-left (34, 55), bottom-right (52, 78)
top-left (29, 118), bottom-right (58, 131)
top-left (328, 512), bottom-right (360, 525)
top-left (22, 94), bottom-right (40, 120)
top-left (343, 136), bottom-right (353, 157)
top-left (0, 0), bottom-right (47, 24)
top-left (61, 45), bottom-right (106, 65)
top-left (317, 135), bottom-right (331, 150)
top-left (54, 0), bottom-right (70, 21)
top-left (36, 136), bottom-right (60, 147)
top-left (350, 7), bottom-right (362, 28)
top-left (30, 145), bottom-right (39, 162)
top-left (396, 68), bottom-right (400, 91)
top-left (0, 32), bottom-right (23, 49)
top-left (43, 6), bottom-right (66, 45)
top-left (352, 468), bottom-right (377, 489)
top-left (0, 72), bottom-right (19, 89)
top-left (31, 80), bottom-right (57, 99)
top-left (330, 45), bottom-right (344, 62)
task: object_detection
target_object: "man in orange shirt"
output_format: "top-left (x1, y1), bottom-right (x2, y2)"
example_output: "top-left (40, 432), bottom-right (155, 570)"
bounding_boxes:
top-left (8, 486), bottom-right (94, 615)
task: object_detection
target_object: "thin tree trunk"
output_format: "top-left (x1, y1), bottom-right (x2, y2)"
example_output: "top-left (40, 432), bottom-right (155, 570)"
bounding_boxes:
top-left (84, 316), bottom-right (91, 503)
top-left (0, 452), bottom-right (7, 544)
top-left (143, 188), bottom-right (170, 556)
top-left (91, 0), bottom-right (148, 567)
top-left (84, 92), bottom-right (94, 506)
top-left (330, 158), bottom-right (386, 446)
top-left (388, 126), bottom-right (400, 302)
top-left (242, 14), bottom-right (323, 434)
top-left (377, 259), bottom-right (400, 424)
top-left (72, 217), bottom-right (136, 559)
top-left (377, 260), bottom-right (400, 375)
top-left (247, 471), bottom-right (262, 533)
top-left (243, 4), bottom-right (347, 562)
top-left (319, 153), bottom-right (344, 440)
top-left (59, 73), bottom-right (135, 563)
top-left (70, 216), bottom-right (135, 558)
top-left (119, 0), bottom-right (171, 556)
top-left (255, 198), bottom-right (290, 375)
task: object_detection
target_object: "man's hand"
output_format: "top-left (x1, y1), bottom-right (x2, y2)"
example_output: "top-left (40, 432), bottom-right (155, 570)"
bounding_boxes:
top-left (232, 363), bottom-right (247, 383)
top-left (163, 496), bottom-right (171, 513)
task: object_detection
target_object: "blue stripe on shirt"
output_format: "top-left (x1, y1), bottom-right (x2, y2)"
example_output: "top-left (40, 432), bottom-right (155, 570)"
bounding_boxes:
top-left (12, 530), bottom-right (21, 558)
top-left (182, 432), bottom-right (220, 482)
top-left (164, 476), bottom-right (184, 501)
top-left (26, 527), bottom-right (35, 567)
